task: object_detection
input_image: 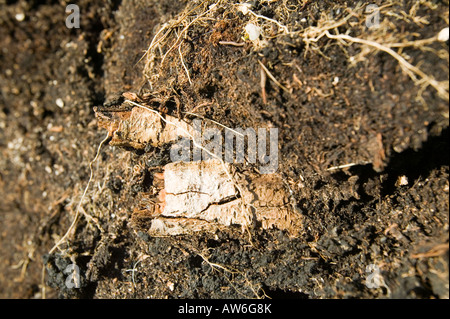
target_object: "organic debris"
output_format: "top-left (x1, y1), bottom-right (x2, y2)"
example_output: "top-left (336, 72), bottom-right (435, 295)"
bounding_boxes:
top-left (95, 96), bottom-right (301, 236)
top-left (133, 159), bottom-right (301, 236)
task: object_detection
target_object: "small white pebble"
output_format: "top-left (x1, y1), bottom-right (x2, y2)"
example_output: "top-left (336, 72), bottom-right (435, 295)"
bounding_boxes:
top-left (45, 166), bottom-right (52, 174)
top-left (119, 34), bottom-right (125, 40)
top-left (56, 98), bottom-right (64, 108)
top-left (15, 13), bottom-right (25, 22)
top-left (396, 175), bottom-right (408, 186)
top-left (437, 27), bottom-right (449, 42)
top-left (332, 76), bottom-right (339, 85)
top-left (65, 41), bottom-right (77, 49)
top-left (245, 23), bottom-right (261, 41)
top-left (54, 164), bottom-right (64, 176)
top-left (300, 18), bottom-right (307, 23)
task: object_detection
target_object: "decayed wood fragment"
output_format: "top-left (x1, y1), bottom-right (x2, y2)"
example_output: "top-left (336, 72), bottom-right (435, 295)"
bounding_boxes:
top-left (163, 161), bottom-right (241, 218)
top-left (238, 173), bottom-right (299, 231)
top-left (139, 160), bottom-right (250, 236)
top-left (94, 105), bottom-right (193, 149)
top-left (139, 159), bottom-right (301, 236)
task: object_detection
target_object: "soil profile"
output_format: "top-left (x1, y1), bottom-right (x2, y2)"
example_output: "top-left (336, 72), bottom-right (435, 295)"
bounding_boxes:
top-left (0, 0), bottom-right (448, 299)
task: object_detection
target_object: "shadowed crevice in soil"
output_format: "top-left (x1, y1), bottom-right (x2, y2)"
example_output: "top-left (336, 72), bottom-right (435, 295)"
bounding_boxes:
top-left (380, 127), bottom-right (449, 196)
top-left (323, 126), bottom-right (449, 234)
top-left (335, 126), bottom-right (450, 201)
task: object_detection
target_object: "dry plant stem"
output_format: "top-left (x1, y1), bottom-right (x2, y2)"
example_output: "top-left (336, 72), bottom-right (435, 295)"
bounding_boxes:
top-left (386, 36), bottom-right (442, 48)
top-left (411, 243), bottom-right (449, 258)
top-left (79, 206), bottom-right (103, 233)
top-left (160, 3), bottom-right (214, 67)
top-left (183, 111), bottom-right (245, 137)
top-left (48, 133), bottom-right (110, 255)
top-left (248, 10), bottom-right (289, 34)
top-left (327, 161), bottom-right (371, 171)
top-left (258, 60), bottom-right (290, 93)
top-left (140, 0), bottom-right (208, 64)
top-left (188, 101), bottom-right (212, 113)
top-left (260, 64), bottom-right (267, 104)
top-left (136, 22), bottom-right (169, 66)
top-left (178, 43), bottom-right (192, 85)
top-left (125, 260), bottom-right (142, 288)
top-left (301, 11), bottom-right (357, 55)
top-left (300, 7), bottom-right (448, 101)
top-left (322, 31), bottom-right (449, 101)
top-left (218, 41), bottom-right (245, 46)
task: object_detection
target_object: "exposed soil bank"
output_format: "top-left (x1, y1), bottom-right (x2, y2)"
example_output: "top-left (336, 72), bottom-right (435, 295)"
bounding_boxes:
top-left (0, 0), bottom-right (448, 299)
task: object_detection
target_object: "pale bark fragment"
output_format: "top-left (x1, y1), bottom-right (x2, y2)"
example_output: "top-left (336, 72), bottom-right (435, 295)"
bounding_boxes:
top-left (95, 106), bottom-right (194, 149)
top-left (145, 160), bottom-right (302, 236)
